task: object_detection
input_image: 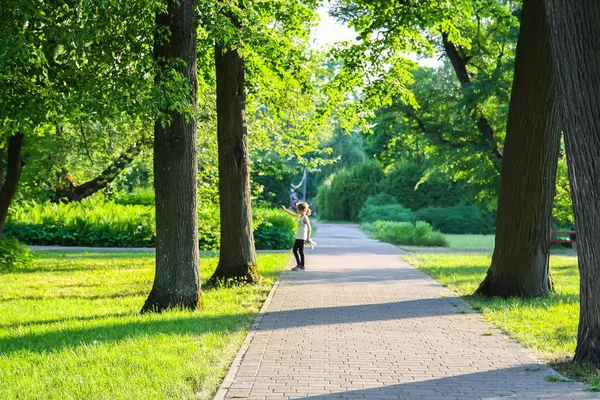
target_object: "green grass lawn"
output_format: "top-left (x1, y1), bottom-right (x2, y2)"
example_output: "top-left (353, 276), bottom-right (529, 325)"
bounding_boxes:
top-left (404, 253), bottom-right (598, 388)
top-left (444, 234), bottom-right (496, 249)
top-left (0, 251), bottom-right (290, 400)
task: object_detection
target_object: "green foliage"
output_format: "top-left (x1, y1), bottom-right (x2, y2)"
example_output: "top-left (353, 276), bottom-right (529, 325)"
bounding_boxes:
top-left (362, 193), bottom-right (398, 207)
top-left (358, 204), bottom-right (416, 224)
top-left (253, 209), bottom-right (296, 250)
top-left (381, 161), bottom-right (467, 211)
top-left (5, 201), bottom-right (156, 247)
top-left (316, 161), bottom-right (384, 221)
top-left (317, 160), bottom-right (474, 221)
top-left (116, 186), bottom-right (155, 206)
top-left (4, 202), bottom-right (293, 250)
top-left (0, 251), bottom-right (289, 399)
top-left (0, 239), bottom-right (33, 271)
top-left (553, 150), bottom-right (574, 228)
top-left (364, 220), bottom-right (448, 247)
top-left (416, 205), bottom-right (496, 234)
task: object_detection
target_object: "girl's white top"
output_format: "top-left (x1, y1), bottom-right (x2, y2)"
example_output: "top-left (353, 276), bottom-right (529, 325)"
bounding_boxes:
top-left (296, 215), bottom-right (309, 240)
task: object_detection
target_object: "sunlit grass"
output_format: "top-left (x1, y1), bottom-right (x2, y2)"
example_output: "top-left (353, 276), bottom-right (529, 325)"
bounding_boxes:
top-left (404, 253), bottom-right (599, 389)
top-left (444, 234), bottom-right (496, 249)
top-left (0, 251), bottom-right (289, 400)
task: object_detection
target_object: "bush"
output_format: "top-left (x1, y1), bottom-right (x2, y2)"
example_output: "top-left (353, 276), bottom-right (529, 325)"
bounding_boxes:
top-left (5, 201), bottom-right (156, 247)
top-left (380, 162), bottom-right (466, 211)
top-left (0, 239), bottom-right (33, 271)
top-left (5, 201), bottom-right (294, 250)
top-left (358, 203), bottom-right (416, 224)
top-left (254, 209), bottom-right (297, 250)
top-left (316, 161), bottom-right (478, 222)
top-left (415, 204), bottom-right (495, 234)
top-left (116, 187), bottom-right (155, 206)
top-left (367, 220), bottom-right (448, 247)
top-left (316, 161), bottom-right (384, 221)
top-left (362, 193), bottom-right (398, 207)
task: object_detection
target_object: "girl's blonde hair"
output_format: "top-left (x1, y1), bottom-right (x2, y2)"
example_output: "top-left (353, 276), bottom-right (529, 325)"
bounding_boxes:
top-left (296, 202), bottom-right (312, 216)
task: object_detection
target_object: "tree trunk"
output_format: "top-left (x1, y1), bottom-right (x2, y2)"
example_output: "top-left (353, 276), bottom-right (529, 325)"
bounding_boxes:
top-left (210, 42), bottom-right (259, 283)
top-left (477, 0), bottom-right (560, 298)
top-left (544, 0), bottom-right (600, 365)
top-left (50, 139), bottom-right (146, 202)
top-left (141, 0), bottom-right (201, 313)
top-left (0, 133), bottom-right (25, 238)
top-left (442, 34), bottom-right (504, 172)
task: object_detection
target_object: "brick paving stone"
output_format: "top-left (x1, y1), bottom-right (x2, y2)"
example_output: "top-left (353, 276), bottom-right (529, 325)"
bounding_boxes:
top-left (214, 224), bottom-right (598, 400)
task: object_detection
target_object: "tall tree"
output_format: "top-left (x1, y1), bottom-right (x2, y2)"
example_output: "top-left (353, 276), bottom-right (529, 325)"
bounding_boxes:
top-left (142, 0), bottom-right (201, 311)
top-left (544, 0), bottom-right (600, 364)
top-left (0, 133), bottom-right (25, 237)
top-left (210, 21), bottom-right (259, 283)
top-left (477, 0), bottom-right (560, 298)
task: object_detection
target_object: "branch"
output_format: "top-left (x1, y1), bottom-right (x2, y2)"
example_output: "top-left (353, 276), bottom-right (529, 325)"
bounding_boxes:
top-left (441, 33), bottom-right (503, 171)
top-left (50, 139), bottom-right (147, 202)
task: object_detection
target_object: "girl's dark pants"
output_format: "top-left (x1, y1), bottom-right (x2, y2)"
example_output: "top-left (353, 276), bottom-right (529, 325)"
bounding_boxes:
top-left (293, 239), bottom-right (305, 266)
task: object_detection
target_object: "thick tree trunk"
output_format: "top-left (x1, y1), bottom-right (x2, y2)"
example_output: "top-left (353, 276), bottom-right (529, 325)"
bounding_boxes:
top-left (141, 0), bottom-right (201, 312)
top-left (50, 139), bottom-right (146, 202)
top-left (0, 133), bottom-right (25, 238)
top-left (210, 43), bottom-right (259, 283)
top-left (477, 0), bottom-right (560, 298)
top-left (442, 34), bottom-right (503, 172)
top-left (544, 0), bottom-right (600, 365)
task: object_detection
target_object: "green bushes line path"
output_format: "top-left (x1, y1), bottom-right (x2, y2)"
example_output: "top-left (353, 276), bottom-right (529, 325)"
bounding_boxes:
top-left (5, 201), bottom-right (296, 251)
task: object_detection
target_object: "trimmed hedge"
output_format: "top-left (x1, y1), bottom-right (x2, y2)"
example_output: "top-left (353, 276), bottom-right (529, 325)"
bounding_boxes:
top-left (363, 220), bottom-right (448, 247)
top-left (316, 161), bottom-right (384, 221)
top-left (415, 205), bottom-right (495, 234)
top-left (317, 161), bottom-right (473, 222)
top-left (5, 201), bottom-right (296, 250)
top-left (358, 195), bottom-right (416, 224)
top-left (380, 162), bottom-right (466, 211)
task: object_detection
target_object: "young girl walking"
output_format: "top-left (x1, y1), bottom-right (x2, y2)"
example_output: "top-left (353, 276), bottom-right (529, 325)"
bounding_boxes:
top-left (281, 202), bottom-right (312, 271)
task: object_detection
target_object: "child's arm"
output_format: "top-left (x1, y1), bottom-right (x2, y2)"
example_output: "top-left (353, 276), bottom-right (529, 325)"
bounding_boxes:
top-left (281, 205), bottom-right (298, 217)
top-left (305, 217), bottom-right (312, 242)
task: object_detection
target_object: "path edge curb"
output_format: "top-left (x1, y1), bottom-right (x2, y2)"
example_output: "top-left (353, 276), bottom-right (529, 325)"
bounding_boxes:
top-left (212, 268), bottom-right (288, 400)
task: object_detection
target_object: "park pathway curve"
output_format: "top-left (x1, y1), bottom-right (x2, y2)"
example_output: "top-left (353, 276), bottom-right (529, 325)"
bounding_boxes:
top-left (215, 224), bottom-right (595, 400)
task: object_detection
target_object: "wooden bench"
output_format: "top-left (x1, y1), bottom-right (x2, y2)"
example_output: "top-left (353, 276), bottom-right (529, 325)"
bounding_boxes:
top-left (551, 230), bottom-right (576, 249)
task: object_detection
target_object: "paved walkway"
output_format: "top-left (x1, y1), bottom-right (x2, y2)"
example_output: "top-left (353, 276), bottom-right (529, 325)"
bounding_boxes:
top-left (216, 224), bottom-right (595, 400)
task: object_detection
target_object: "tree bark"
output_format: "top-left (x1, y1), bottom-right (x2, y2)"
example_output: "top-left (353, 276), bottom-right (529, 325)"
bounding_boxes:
top-left (141, 0), bottom-right (201, 312)
top-left (477, 0), bottom-right (560, 298)
top-left (442, 34), bottom-right (504, 172)
top-left (210, 42), bottom-right (259, 283)
top-left (0, 133), bottom-right (25, 238)
top-left (544, 0), bottom-right (600, 364)
top-left (50, 139), bottom-right (146, 202)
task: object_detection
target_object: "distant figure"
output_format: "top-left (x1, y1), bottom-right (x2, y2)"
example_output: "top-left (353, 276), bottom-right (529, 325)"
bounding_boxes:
top-left (281, 202), bottom-right (312, 271)
top-left (290, 188), bottom-right (300, 209)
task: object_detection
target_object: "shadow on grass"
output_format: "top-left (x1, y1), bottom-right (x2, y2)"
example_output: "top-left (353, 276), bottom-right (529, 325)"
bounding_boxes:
top-left (0, 312), bottom-right (254, 355)
top-left (0, 312), bottom-right (136, 329)
top-left (0, 291), bottom-right (150, 303)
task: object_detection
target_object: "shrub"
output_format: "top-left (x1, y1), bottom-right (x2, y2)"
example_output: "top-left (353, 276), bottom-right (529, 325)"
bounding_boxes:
top-left (5, 201), bottom-right (156, 247)
top-left (253, 209), bottom-right (297, 250)
top-left (254, 225), bottom-right (295, 250)
top-left (316, 161), bottom-right (384, 221)
top-left (116, 187), bottom-right (155, 206)
top-left (380, 162), bottom-right (466, 211)
top-left (415, 204), bottom-right (495, 234)
top-left (5, 201), bottom-right (294, 250)
top-left (0, 239), bottom-right (33, 271)
top-left (362, 193), bottom-right (398, 207)
top-left (358, 204), bottom-right (416, 224)
top-left (368, 220), bottom-right (448, 247)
